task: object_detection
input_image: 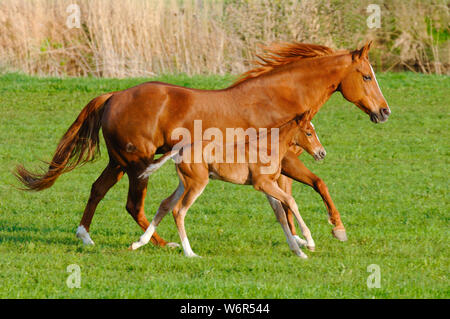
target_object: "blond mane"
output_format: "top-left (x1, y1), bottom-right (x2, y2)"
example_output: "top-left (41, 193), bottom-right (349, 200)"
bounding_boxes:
top-left (230, 42), bottom-right (335, 87)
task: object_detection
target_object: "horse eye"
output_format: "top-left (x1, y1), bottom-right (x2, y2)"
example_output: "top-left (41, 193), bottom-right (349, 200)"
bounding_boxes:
top-left (306, 132), bottom-right (312, 136)
top-left (363, 75), bottom-right (372, 81)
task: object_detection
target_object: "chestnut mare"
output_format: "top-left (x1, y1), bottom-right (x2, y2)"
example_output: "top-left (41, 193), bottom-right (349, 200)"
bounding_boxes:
top-left (15, 41), bottom-right (390, 247)
top-left (131, 112), bottom-right (324, 258)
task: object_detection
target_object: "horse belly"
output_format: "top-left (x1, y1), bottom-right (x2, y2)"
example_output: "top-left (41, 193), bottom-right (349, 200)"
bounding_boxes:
top-left (209, 163), bottom-right (251, 185)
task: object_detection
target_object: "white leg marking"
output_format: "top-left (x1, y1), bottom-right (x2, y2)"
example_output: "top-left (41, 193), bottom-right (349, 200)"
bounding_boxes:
top-left (297, 217), bottom-right (315, 251)
top-left (293, 235), bottom-right (307, 248)
top-left (76, 225), bottom-right (95, 245)
top-left (286, 198), bottom-right (315, 252)
top-left (131, 222), bottom-right (156, 250)
top-left (181, 237), bottom-right (200, 258)
top-left (266, 195), bottom-right (307, 258)
top-left (159, 182), bottom-right (185, 248)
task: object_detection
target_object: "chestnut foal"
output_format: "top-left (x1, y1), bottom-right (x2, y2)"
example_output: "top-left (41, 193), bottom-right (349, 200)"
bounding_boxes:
top-left (130, 113), bottom-right (325, 258)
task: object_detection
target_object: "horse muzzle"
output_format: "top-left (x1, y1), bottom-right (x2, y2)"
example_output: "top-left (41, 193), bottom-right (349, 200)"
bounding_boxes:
top-left (313, 149), bottom-right (326, 161)
top-left (370, 107), bottom-right (391, 123)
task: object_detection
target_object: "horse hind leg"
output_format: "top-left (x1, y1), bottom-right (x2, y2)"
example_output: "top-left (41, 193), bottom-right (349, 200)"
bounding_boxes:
top-left (130, 181), bottom-right (184, 250)
top-left (170, 171), bottom-right (208, 258)
top-left (256, 179), bottom-right (314, 254)
top-left (266, 195), bottom-right (307, 258)
top-left (172, 185), bottom-right (206, 258)
top-left (77, 161), bottom-right (124, 245)
top-left (276, 176), bottom-right (306, 248)
top-left (130, 176), bottom-right (205, 258)
top-left (125, 171), bottom-right (178, 248)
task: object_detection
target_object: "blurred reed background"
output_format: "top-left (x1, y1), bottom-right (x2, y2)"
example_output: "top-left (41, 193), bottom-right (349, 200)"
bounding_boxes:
top-left (0, 0), bottom-right (448, 77)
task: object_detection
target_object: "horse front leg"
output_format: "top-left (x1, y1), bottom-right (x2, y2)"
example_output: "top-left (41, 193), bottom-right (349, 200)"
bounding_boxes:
top-left (281, 151), bottom-right (347, 241)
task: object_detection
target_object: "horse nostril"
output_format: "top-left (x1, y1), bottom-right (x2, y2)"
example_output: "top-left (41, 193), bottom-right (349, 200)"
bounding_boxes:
top-left (319, 150), bottom-right (326, 158)
top-left (370, 112), bottom-right (378, 123)
top-left (381, 108), bottom-right (391, 116)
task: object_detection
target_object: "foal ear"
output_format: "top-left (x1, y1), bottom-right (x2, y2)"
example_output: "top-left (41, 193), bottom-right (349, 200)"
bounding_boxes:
top-left (296, 110), bottom-right (310, 124)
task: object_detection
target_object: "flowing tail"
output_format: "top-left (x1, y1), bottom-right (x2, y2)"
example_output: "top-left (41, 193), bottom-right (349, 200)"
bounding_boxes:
top-left (14, 93), bottom-right (114, 191)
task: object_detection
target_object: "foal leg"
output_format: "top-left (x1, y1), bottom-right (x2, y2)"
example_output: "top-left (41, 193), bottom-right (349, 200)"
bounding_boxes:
top-left (282, 152), bottom-right (347, 241)
top-left (172, 178), bottom-right (208, 258)
top-left (126, 172), bottom-right (177, 247)
top-left (76, 161), bottom-right (124, 245)
top-left (255, 180), bottom-right (315, 251)
top-left (266, 195), bottom-right (308, 259)
top-left (172, 193), bottom-right (204, 257)
top-left (130, 182), bottom-right (185, 250)
top-left (276, 176), bottom-right (306, 247)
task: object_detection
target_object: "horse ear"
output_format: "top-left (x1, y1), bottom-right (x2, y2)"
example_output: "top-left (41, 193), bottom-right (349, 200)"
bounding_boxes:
top-left (361, 41), bottom-right (372, 58)
top-left (352, 41), bottom-right (372, 61)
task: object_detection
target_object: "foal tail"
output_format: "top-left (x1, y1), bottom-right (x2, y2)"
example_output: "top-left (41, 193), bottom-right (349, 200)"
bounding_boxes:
top-left (14, 93), bottom-right (114, 191)
top-left (139, 150), bottom-right (179, 179)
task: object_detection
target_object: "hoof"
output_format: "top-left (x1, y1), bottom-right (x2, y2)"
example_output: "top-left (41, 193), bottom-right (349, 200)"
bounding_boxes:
top-left (76, 226), bottom-right (95, 245)
top-left (332, 229), bottom-right (348, 241)
top-left (297, 252), bottom-right (308, 259)
top-left (80, 238), bottom-right (95, 246)
top-left (293, 249), bottom-right (308, 259)
top-left (166, 242), bottom-right (180, 248)
top-left (293, 235), bottom-right (307, 248)
top-left (306, 245), bottom-right (315, 252)
top-left (129, 242), bottom-right (141, 250)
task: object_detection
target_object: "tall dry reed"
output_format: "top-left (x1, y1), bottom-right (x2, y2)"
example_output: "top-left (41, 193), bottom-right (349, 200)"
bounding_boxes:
top-left (0, 0), bottom-right (448, 77)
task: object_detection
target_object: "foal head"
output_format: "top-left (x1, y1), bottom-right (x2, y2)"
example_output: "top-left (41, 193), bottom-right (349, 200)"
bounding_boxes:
top-left (293, 113), bottom-right (326, 161)
top-left (338, 41), bottom-right (391, 123)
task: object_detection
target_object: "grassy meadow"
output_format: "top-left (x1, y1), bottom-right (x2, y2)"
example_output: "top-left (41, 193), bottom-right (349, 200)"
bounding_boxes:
top-left (0, 72), bottom-right (448, 298)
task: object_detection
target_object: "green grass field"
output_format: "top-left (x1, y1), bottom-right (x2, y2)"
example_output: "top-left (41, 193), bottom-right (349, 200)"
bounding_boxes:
top-left (0, 72), bottom-right (448, 298)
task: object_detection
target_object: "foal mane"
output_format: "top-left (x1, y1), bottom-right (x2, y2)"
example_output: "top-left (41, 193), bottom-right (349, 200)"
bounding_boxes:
top-left (230, 42), bottom-right (335, 87)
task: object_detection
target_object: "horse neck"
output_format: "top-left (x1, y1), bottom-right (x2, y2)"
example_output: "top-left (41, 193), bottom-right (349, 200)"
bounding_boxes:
top-left (231, 53), bottom-right (352, 120)
top-left (267, 118), bottom-right (300, 159)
